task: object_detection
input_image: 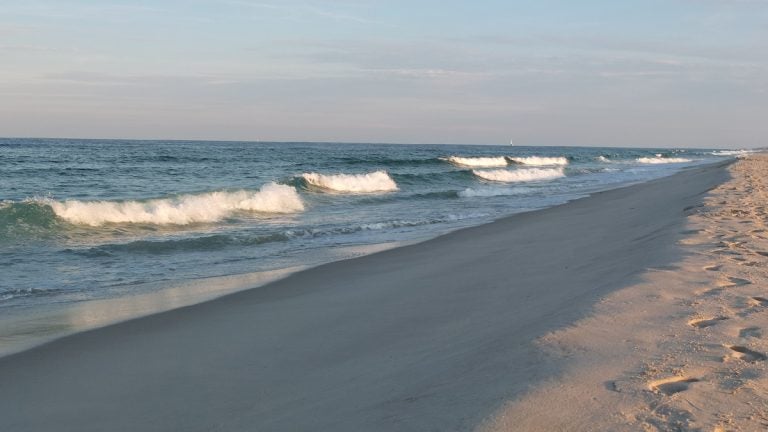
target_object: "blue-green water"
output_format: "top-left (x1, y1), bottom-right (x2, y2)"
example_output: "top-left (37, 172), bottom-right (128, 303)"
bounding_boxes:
top-left (0, 139), bottom-right (742, 313)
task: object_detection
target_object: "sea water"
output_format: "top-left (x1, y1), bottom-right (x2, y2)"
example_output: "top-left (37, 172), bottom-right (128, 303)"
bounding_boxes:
top-left (0, 138), bottom-right (747, 352)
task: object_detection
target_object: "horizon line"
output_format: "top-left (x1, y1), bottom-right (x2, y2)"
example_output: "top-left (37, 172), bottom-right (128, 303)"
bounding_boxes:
top-left (0, 136), bottom-right (741, 150)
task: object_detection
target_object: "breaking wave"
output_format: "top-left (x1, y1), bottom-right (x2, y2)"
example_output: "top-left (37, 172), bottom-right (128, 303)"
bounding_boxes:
top-left (301, 171), bottom-right (398, 193)
top-left (472, 168), bottom-right (565, 183)
top-left (710, 150), bottom-right (753, 156)
top-left (46, 183), bottom-right (304, 226)
top-left (444, 156), bottom-right (509, 167)
top-left (636, 157), bottom-right (692, 164)
top-left (507, 156), bottom-right (569, 166)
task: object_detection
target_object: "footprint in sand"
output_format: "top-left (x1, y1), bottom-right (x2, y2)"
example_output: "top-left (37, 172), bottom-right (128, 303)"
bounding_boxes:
top-left (728, 346), bottom-right (767, 362)
top-left (717, 276), bottom-right (752, 288)
top-left (748, 297), bottom-right (768, 307)
top-left (739, 327), bottom-right (762, 339)
top-left (689, 317), bottom-right (728, 328)
top-left (729, 256), bottom-right (748, 262)
top-left (720, 240), bottom-right (746, 249)
top-left (648, 377), bottom-right (700, 395)
top-left (699, 287), bottom-right (725, 297)
top-left (711, 248), bottom-right (740, 256)
top-left (703, 264), bottom-right (722, 272)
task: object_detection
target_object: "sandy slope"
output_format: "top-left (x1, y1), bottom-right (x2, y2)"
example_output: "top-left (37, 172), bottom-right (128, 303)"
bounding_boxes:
top-left (483, 155), bottom-right (768, 431)
top-left (0, 161), bottom-right (729, 432)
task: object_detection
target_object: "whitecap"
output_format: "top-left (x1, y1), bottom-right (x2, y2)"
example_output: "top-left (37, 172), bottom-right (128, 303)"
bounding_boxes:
top-left (636, 157), bottom-right (691, 164)
top-left (301, 170), bottom-right (398, 193)
top-left (710, 150), bottom-right (753, 156)
top-left (507, 156), bottom-right (568, 166)
top-left (443, 156), bottom-right (508, 167)
top-left (47, 183), bottom-right (304, 226)
top-left (472, 168), bottom-right (565, 183)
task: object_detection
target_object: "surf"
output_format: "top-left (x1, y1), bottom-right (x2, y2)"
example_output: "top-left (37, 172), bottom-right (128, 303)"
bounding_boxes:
top-left (301, 171), bottom-right (398, 193)
top-left (507, 156), bottom-right (569, 166)
top-left (472, 168), bottom-right (565, 183)
top-left (637, 157), bottom-right (692, 164)
top-left (443, 156), bottom-right (509, 167)
top-left (43, 183), bottom-right (304, 226)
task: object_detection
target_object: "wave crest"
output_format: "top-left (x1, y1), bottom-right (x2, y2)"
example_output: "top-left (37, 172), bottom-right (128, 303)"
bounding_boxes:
top-left (48, 183), bottom-right (304, 226)
top-left (444, 156), bottom-right (508, 167)
top-left (472, 168), bottom-right (565, 183)
top-left (636, 157), bottom-right (691, 164)
top-left (301, 171), bottom-right (398, 193)
top-left (507, 156), bottom-right (568, 166)
top-left (711, 150), bottom-right (752, 156)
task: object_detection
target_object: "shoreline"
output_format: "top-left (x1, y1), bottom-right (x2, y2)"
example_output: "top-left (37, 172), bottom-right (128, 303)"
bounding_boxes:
top-left (0, 241), bottom-right (411, 359)
top-left (0, 164), bottom-right (694, 359)
top-left (0, 160), bottom-right (732, 431)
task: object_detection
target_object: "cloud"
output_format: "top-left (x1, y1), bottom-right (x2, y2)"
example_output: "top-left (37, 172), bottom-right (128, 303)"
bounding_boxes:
top-left (263, 34), bottom-right (767, 91)
top-left (0, 1), bottom-right (163, 22)
top-left (222, 0), bottom-right (376, 24)
top-left (40, 71), bottom-right (243, 87)
top-left (0, 44), bottom-right (63, 52)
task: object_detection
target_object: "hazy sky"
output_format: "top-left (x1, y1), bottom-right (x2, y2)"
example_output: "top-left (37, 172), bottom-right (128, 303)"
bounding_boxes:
top-left (1, 0), bottom-right (767, 147)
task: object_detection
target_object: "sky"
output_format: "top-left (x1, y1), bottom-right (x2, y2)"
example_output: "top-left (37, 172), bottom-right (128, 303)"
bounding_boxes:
top-left (1, 0), bottom-right (767, 147)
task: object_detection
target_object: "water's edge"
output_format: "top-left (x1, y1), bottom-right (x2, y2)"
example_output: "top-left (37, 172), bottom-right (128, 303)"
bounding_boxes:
top-left (0, 159), bottom-right (734, 358)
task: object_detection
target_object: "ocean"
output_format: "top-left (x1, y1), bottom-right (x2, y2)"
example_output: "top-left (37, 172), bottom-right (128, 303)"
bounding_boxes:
top-left (0, 138), bottom-right (745, 354)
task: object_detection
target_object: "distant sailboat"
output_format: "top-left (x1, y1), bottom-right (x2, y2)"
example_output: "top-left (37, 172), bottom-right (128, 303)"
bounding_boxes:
top-left (509, 139), bottom-right (515, 146)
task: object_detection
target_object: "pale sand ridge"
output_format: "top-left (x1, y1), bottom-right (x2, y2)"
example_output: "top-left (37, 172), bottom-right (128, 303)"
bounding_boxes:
top-left (483, 155), bottom-right (768, 431)
top-left (0, 161), bottom-right (730, 431)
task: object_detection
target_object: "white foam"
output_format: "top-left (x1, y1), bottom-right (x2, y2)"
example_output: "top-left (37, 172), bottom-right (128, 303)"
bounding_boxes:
top-left (711, 149), bottom-right (753, 156)
top-left (459, 186), bottom-right (528, 197)
top-left (48, 183), bottom-right (304, 226)
top-left (637, 157), bottom-right (692, 164)
top-left (444, 156), bottom-right (508, 167)
top-left (507, 156), bottom-right (569, 166)
top-left (301, 170), bottom-right (398, 193)
top-left (597, 156), bottom-right (610, 162)
top-left (472, 168), bottom-right (565, 183)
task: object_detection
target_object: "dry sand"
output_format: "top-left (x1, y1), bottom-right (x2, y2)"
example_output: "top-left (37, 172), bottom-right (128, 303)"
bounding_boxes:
top-left (483, 154), bottom-right (768, 431)
top-left (0, 160), bottom-right (731, 431)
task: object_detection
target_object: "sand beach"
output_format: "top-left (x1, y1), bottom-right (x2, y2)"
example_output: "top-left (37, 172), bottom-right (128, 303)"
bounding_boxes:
top-left (485, 154), bottom-right (768, 431)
